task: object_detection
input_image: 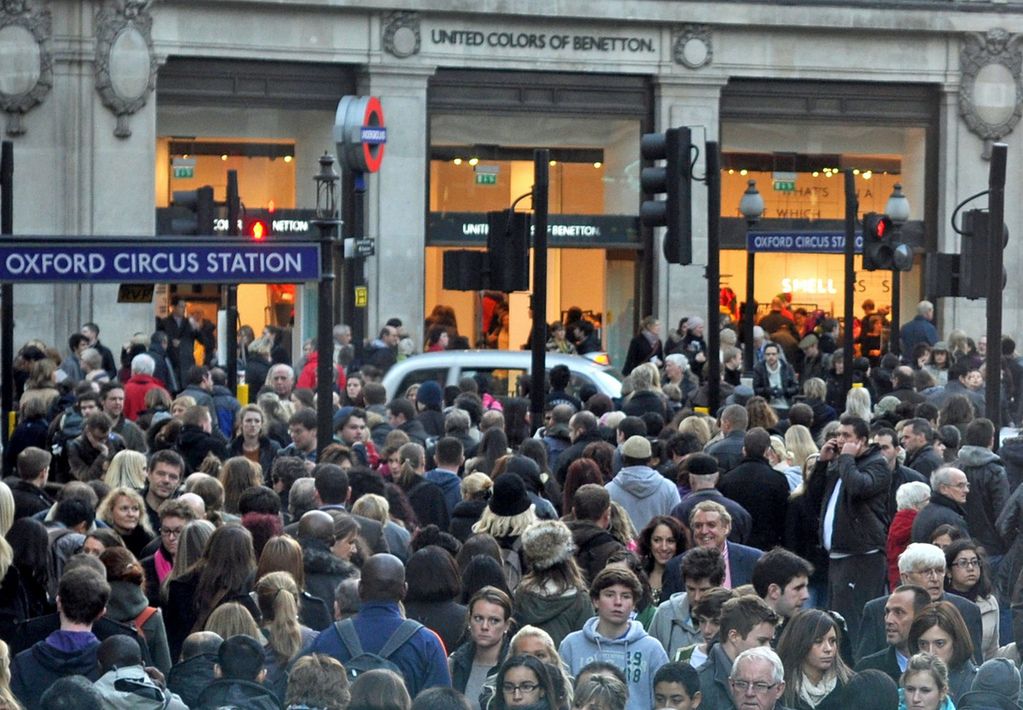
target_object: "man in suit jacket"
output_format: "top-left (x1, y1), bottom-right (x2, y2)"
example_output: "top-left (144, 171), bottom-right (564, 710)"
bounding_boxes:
top-left (855, 585), bottom-right (932, 682)
top-left (661, 500), bottom-right (762, 598)
top-left (855, 543), bottom-right (984, 665)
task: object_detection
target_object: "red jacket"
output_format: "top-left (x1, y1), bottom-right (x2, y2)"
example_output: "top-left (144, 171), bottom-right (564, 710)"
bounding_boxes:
top-left (886, 508), bottom-right (918, 590)
top-left (123, 374), bottom-right (169, 421)
top-left (296, 351), bottom-right (346, 391)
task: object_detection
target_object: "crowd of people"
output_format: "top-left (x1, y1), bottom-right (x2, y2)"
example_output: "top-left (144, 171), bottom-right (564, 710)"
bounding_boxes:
top-left (0, 296), bottom-right (1022, 710)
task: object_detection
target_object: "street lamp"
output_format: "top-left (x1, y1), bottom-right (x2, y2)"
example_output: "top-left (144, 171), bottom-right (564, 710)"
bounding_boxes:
top-left (884, 183), bottom-right (911, 356)
top-left (313, 153), bottom-right (341, 457)
top-left (739, 179), bottom-right (765, 373)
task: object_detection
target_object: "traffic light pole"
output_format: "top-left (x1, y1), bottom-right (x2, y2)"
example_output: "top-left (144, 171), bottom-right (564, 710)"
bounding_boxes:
top-left (706, 142), bottom-right (721, 413)
top-left (843, 171), bottom-right (857, 395)
top-left (530, 151), bottom-right (549, 436)
top-left (345, 172), bottom-right (367, 367)
top-left (986, 143), bottom-right (1007, 426)
top-left (890, 269), bottom-right (901, 357)
top-left (1, 142), bottom-right (12, 447)
top-left (225, 170), bottom-right (240, 394)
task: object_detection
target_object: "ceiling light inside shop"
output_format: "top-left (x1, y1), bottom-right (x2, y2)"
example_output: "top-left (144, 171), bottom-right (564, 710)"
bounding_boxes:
top-left (284, 156), bottom-right (292, 163)
top-left (862, 170), bottom-right (872, 180)
top-left (739, 169), bottom-right (748, 176)
top-left (549, 160), bottom-right (557, 166)
top-left (852, 169), bottom-right (860, 175)
top-left (812, 171), bottom-right (819, 177)
top-left (468, 157), bottom-right (479, 166)
top-left (593, 162), bottom-right (602, 168)
top-left (221, 154), bottom-right (228, 161)
top-left (453, 158), bottom-right (463, 165)
top-left (728, 169), bottom-right (735, 175)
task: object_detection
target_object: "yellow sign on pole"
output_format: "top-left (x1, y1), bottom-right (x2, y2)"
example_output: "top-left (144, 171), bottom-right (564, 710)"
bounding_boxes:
top-left (355, 286), bottom-right (368, 308)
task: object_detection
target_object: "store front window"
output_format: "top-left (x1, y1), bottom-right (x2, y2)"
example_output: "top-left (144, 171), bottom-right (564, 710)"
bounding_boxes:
top-left (427, 113), bottom-right (642, 367)
top-left (719, 118), bottom-right (929, 342)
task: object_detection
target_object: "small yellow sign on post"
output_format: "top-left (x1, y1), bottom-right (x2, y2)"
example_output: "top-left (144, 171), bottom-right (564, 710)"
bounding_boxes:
top-left (355, 286), bottom-right (368, 308)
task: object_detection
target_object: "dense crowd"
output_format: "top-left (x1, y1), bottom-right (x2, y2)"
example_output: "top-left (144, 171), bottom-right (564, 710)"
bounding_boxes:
top-left (0, 298), bottom-right (1022, 710)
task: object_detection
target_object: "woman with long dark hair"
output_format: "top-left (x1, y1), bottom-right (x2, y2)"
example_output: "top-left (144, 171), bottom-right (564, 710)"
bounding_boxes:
top-left (776, 609), bottom-right (853, 709)
top-left (449, 586), bottom-right (514, 708)
top-left (163, 523), bottom-right (259, 661)
top-left (908, 601), bottom-right (977, 703)
top-left (404, 545), bottom-right (466, 653)
top-left (99, 546), bottom-right (172, 674)
top-left (944, 539), bottom-right (998, 660)
top-left (636, 516), bottom-right (686, 606)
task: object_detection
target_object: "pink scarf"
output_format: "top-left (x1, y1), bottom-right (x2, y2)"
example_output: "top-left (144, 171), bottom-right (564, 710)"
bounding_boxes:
top-left (154, 548), bottom-right (173, 582)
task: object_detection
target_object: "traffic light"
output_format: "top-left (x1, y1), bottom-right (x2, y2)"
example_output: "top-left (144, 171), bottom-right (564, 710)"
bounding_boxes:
top-left (244, 217), bottom-right (272, 241)
top-left (486, 210), bottom-right (530, 292)
top-left (170, 186), bottom-right (215, 235)
top-left (861, 212), bottom-right (912, 271)
top-left (959, 209), bottom-right (1008, 299)
top-left (640, 127), bottom-right (692, 265)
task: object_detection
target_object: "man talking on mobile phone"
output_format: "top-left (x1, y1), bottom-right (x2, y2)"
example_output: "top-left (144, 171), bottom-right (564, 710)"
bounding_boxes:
top-left (806, 414), bottom-right (891, 650)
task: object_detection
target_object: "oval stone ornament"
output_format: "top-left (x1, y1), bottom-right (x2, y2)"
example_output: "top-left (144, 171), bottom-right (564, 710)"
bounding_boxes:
top-left (109, 26), bottom-right (151, 100)
top-left (973, 62), bottom-right (1018, 127)
top-left (0, 24), bottom-right (41, 97)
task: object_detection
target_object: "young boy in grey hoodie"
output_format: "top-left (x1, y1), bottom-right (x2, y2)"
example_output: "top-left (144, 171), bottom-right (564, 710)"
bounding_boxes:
top-left (559, 567), bottom-right (669, 710)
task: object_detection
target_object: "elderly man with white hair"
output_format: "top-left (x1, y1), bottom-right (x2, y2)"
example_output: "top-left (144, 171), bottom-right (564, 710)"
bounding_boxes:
top-left (729, 646), bottom-right (791, 710)
top-left (123, 352), bottom-right (170, 421)
top-left (855, 542), bottom-right (984, 665)
top-left (911, 466), bottom-right (971, 543)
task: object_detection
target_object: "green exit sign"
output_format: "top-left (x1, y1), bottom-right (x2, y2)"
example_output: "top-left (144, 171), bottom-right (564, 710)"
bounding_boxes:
top-left (475, 172), bottom-right (497, 186)
top-left (773, 180), bottom-right (795, 192)
top-left (173, 166), bottom-right (194, 179)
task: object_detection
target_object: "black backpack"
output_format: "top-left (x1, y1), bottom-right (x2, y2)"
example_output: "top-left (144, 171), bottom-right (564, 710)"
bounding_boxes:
top-left (333, 618), bottom-right (423, 682)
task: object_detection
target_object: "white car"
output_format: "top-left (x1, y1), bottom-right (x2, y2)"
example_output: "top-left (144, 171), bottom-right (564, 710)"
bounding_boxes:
top-left (381, 350), bottom-right (622, 402)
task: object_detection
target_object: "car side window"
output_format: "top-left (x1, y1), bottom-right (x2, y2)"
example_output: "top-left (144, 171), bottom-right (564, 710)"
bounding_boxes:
top-left (461, 367), bottom-right (527, 399)
top-left (396, 368), bottom-right (447, 397)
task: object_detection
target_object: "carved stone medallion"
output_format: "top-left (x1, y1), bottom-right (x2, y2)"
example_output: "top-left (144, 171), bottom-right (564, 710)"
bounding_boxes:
top-left (0, 0), bottom-right (52, 136)
top-left (383, 11), bottom-right (420, 59)
top-left (960, 29), bottom-right (1023, 155)
top-left (673, 24), bottom-right (712, 70)
top-left (95, 0), bottom-right (157, 138)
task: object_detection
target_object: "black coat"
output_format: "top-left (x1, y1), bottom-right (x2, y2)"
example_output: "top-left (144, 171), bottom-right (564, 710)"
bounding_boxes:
top-left (623, 333), bottom-right (663, 376)
top-left (163, 570), bottom-right (258, 663)
top-left (912, 492), bottom-right (970, 543)
top-left (553, 430), bottom-right (605, 485)
top-left (301, 538), bottom-right (359, 612)
top-left (905, 444), bottom-right (945, 478)
top-left (704, 430), bottom-right (746, 474)
top-left (566, 520), bottom-right (624, 584)
top-left (718, 456), bottom-right (790, 551)
top-left (228, 435), bottom-right (281, 485)
top-left (450, 499), bottom-right (487, 542)
top-left (807, 445), bottom-right (891, 555)
top-left (6, 477), bottom-right (53, 521)
top-left (245, 356), bottom-right (271, 393)
top-left (404, 599), bottom-right (466, 653)
top-left (197, 678), bottom-right (282, 710)
top-left (12, 637), bottom-right (101, 710)
top-left (621, 389), bottom-right (670, 420)
top-left (752, 359), bottom-right (799, 403)
top-left (178, 424), bottom-right (229, 473)
top-left (167, 652), bottom-right (218, 709)
top-left (403, 476), bottom-right (450, 531)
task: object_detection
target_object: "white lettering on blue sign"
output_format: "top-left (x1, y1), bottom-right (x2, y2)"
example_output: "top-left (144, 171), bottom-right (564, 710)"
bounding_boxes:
top-left (360, 127), bottom-right (387, 144)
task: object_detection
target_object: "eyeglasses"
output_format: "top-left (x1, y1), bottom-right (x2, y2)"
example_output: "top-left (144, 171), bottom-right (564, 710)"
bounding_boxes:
top-left (947, 481), bottom-right (970, 489)
top-left (730, 680), bottom-right (778, 694)
top-left (161, 528), bottom-right (183, 538)
top-left (952, 558), bottom-right (981, 569)
top-left (913, 567), bottom-right (945, 579)
top-left (502, 682), bottom-right (539, 695)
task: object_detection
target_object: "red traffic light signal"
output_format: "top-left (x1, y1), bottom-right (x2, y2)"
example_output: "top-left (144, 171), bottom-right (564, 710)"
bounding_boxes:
top-left (861, 212), bottom-right (910, 271)
top-left (245, 218), bottom-right (271, 241)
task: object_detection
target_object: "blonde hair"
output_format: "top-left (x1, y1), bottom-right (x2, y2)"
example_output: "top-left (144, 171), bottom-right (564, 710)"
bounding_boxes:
top-left (396, 442), bottom-right (425, 488)
top-left (784, 425), bottom-right (818, 471)
top-left (844, 386), bottom-right (873, 421)
top-left (678, 415), bottom-right (712, 447)
top-left (104, 450), bottom-right (148, 490)
top-left (97, 487), bottom-right (155, 537)
top-left (0, 484), bottom-right (13, 591)
top-left (204, 601), bottom-right (261, 639)
top-left (768, 435), bottom-right (791, 466)
top-left (171, 395), bottom-right (196, 417)
top-left (256, 571), bottom-right (304, 662)
top-left (460, 472), bottom-right (493, 501)
top-left (351, 494), bottom-right (389, 524)
top-left (0, 640), bottom-right (21, 710)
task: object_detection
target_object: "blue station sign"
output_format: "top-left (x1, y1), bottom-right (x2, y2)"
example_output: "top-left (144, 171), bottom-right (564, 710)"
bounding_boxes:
top-left (747, 231), bottom-right (864, 254)
top-left (0, 241), bottom-right (321, 283)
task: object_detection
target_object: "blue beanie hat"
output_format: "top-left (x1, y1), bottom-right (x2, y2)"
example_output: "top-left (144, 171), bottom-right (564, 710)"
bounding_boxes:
top-left (416, 380), bottom-right (443, 408)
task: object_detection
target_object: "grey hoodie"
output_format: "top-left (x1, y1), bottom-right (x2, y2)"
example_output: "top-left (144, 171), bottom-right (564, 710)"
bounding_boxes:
top-left (957, 445), bottom-right (1010, 555)
top-left (606, 465), bottom-right (680, 532)
top-left (648, 592), bottom-right (702, 659)
top-left (92, 665), bottom-right (188, 710)
top-left (558, 617), bottom-right (668, 710)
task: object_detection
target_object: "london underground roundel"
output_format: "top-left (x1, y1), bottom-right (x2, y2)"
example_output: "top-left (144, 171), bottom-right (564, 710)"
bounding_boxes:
top-left (334, 95), bottom-right (387, 173)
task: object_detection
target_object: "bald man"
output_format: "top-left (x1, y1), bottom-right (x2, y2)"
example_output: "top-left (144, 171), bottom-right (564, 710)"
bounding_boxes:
top-left (303, 553), bottom-right (450, 696)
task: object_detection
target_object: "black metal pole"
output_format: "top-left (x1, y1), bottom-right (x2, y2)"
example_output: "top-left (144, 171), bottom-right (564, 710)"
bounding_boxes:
top-left (1, 142), bottom-right (13, 448)
top-left (530, 151), bottom-right (549, 436)
top-left (225, 170), bottom-right (239, 394)
top-left (706, 142), bottom-right (721, 413)
top-left (317, 223), bottom-right (335, 457)
top-left (986, 143), bottom-right (1007, 425)
top-left (744, 244), bottom-right (756, 373)
top-left (843, 171), bottom-right (857, 395)
top-left (890, 268), bottom-right (901, 357)
top-left (351, 173), bottom-right (367, 366)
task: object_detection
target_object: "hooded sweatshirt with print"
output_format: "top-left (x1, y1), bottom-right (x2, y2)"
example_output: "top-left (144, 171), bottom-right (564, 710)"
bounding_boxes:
top-left (605, 465), bottom-right (680, 532)
top-left (558, 616), bottom-right (669, 710)
top-left (647, 592), bottom-right (702, 659)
